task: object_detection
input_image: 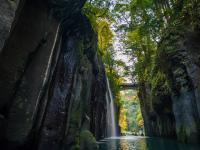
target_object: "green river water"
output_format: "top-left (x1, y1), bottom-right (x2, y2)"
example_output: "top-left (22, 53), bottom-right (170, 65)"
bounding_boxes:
top-left (98, 136), bottom-right (200, 150)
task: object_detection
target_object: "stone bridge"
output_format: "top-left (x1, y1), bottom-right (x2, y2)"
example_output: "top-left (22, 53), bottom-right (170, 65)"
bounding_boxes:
top-left (120, 83), bottom-right (138, 90)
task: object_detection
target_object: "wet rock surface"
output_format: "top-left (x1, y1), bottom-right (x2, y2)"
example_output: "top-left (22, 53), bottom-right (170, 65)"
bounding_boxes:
top-left (139, 14), bottom-right (200, 143)
top-left (0, 0), bottom-right (20, 53)
top-left (138, 79), bottom-right (176, 139)
top-left (159, 26), bottom-right (200, 143)
top-left (0, 0), bottom-right (107, 149)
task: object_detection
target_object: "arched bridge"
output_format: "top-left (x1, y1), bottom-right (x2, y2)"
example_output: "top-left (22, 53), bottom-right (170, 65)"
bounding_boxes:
top-left (120, 83), bottom-right (138, 90)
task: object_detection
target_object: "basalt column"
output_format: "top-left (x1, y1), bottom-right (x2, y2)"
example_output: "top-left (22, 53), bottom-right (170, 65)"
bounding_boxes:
top-left (0, 0), bottom-right (107, 149)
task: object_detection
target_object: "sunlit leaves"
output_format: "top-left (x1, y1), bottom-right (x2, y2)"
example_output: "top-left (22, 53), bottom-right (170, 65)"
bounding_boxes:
top-left (136, 110), bottom-right (144, 127)
top-left (119, 107), bottom-right (127, 131)
top-left (84, 1), bottom-right (123, 105)
top-left (120, 90), bottom-right (144, 133)
top-left (97, 20), bottom-right (113, 55)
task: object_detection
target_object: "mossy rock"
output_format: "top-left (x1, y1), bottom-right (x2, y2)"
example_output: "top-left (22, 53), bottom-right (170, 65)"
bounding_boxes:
top-left (80, 130), bottom-right (99, 150)
top-left (70, 144), bottom-right (80, 150)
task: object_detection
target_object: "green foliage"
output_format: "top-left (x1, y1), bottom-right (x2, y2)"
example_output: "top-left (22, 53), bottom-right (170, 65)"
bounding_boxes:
top-left (112, 1), bottom-right (200, 137)
top-left (120, 90), bottom-right (144, 133)
top-left (151, 71), bottom-right (170, 98)
top-left (80, 130), bottom-right (99, 150)
top-left (83, 1), bottom-right (123, 105)
top-left (83, 2), bottom-right (113, 57)
top-left (82, 0), bottom-right (200, 139)
top-left (113, 0), bottom-right (200, 86)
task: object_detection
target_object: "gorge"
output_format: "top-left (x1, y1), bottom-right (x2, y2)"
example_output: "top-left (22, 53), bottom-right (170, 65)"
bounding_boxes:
top-left (0, 0), bottom-right (200, 150)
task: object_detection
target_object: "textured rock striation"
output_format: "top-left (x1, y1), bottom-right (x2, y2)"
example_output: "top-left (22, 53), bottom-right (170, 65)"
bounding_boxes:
top-left (138, 79), bottom-right (176, 138)
top-left (139, 4), bottom-right (200, 143)
top-left (0, 0), bottom-right (107, 149)
top-left (158, 24), bottom-right (200, 143)
top-left (0, 0), bottom-right (21, 53)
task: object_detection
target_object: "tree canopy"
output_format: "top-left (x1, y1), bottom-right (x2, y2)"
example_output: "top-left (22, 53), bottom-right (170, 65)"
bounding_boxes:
top-left (83, 0), bottom-right (200, 134)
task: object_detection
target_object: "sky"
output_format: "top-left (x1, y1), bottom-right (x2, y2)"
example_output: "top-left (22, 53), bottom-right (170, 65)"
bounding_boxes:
top-left (110, 0), bottom-right (134, 83)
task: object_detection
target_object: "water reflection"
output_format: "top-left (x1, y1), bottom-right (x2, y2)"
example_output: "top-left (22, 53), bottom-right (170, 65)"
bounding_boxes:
top-left (119, 139), bottom-right (129, 150)
top-left (98, 136), bottom-right (200, 150)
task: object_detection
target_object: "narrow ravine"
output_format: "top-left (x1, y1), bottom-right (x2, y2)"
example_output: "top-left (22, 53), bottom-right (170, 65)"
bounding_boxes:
top-left (0, 0), bottom-right (200, 150)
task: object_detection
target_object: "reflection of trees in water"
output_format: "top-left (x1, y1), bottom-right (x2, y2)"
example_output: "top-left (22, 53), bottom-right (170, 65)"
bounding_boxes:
top-left (99, 137), bottom-right (200, 150)
top-left (135, 139), bottom-right (148, 150)
top-left (119, 139), bottom-right (129, 150)
top-left (119, 138), bottom-right (148, 150)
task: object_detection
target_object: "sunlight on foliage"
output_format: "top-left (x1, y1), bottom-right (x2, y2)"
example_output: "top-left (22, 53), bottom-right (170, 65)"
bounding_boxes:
top-left (83, 1), bottom-right (124, 105)
top-left (119, 107), bottom-right (127, 131)
top-left (119, 90), bottom-right (144, 134)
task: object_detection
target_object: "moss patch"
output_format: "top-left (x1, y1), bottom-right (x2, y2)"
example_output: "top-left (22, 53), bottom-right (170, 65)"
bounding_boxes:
top-left (80, 130), bottom-right (99, 150)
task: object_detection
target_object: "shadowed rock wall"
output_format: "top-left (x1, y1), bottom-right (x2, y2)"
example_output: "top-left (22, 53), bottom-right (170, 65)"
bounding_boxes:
top-left (0, 0), bottom-right (107, 149)
top-left (139, 3), bottom-right (200, 143)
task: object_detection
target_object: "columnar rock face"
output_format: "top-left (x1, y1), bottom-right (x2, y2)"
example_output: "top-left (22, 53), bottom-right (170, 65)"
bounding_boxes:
top-left (139, 6), bottom-right (200, 143)
top-left (138, 81), bottom-right (176, 138)
top-left (158, 25), bottom-right (200, 143)
top-left (0, 0), bottom-right (20, 53)
top-left (0, 0), bottom-right (107, 149)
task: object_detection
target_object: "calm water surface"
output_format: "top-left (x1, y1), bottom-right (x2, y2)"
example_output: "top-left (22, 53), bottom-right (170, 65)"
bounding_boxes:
top-left (98, 136), bottom-right (200, 150)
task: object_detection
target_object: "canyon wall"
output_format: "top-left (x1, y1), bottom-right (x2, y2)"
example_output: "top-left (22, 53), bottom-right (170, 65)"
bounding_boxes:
top-left (139, 3), bottom-right (200, 144)
top-left (0, 0), bottom-right (107, 149)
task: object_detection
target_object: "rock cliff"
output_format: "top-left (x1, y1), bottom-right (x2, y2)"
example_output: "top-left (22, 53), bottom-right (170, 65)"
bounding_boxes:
top-left (139, 4), bottom-right (200, 143)
top-left (0, 0), bottom-right (107, 149)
